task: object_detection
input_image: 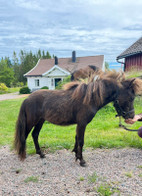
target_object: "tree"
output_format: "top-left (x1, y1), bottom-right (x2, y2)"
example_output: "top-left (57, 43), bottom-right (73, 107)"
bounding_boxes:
top-left (46, 51), bottom-right (51, 59)
top-left (105, 62), bottom-right (110, 70)
top-left (12, 51), bottom-right (20, 85)
top-left (0, 59), bottom-right (14, 87)
top-left (0, 49), bottom-right (51, 85)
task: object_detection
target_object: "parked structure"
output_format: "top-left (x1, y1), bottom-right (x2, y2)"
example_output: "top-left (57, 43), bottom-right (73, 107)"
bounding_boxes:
top-left (24, 51), bottom-right (104, 91)
top-left (117, 37), bottom-right (142, 71)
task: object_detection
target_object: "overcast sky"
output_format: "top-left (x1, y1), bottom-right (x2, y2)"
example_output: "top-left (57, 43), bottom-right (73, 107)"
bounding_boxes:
top-left (0, 0), bottom-right (142, 63)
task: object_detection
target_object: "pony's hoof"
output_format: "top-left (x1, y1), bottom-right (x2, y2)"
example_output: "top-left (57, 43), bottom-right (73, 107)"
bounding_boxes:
top-left (80, 160), bottom-right (86, 167)
top-left (40, 154), bottom-right (45, 158)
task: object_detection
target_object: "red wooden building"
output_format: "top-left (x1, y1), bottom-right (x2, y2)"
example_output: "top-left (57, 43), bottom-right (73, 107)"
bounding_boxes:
top-left (117, 37), bottom-right (142, 71)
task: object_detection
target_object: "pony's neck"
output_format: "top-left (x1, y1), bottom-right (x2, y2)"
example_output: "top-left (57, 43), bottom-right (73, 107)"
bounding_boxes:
top-left (96, 79), bottom-right (119, 109)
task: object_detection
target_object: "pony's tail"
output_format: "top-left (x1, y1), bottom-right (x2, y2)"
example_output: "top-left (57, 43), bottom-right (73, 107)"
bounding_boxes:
top-left (14, 100), bottom-right (27, 160)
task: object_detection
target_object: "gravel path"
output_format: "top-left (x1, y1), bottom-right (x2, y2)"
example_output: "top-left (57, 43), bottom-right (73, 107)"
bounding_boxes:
top-left (0, 93), bottom-right (28, 101)
top-left (1, 146), bottom-right (142, 196)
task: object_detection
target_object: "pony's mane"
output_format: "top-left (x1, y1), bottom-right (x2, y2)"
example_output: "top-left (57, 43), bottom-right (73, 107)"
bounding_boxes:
top-left (63, 70), bottom-right (125, 105)
top-left (132, 78), bottom-right (142, 95)
top-left (63, 81), bottom-right (80, 91)
top-left (101, 70), bottom-right (125, 82)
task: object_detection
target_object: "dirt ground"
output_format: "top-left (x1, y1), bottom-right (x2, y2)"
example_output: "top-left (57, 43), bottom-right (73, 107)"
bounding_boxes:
top-left (1, 146), bottom-right (142, 196)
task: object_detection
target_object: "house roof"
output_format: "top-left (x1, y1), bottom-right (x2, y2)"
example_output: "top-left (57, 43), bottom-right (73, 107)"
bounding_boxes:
top-left (117, 37), bottom-right (142, 60)
top-left (24, 55), bottom-right (104, 77)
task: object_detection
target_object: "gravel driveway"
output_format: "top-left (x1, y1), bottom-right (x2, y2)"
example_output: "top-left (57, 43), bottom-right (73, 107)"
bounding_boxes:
top-left (0, 92), bottom-right (28, 101)
top-left (0, 146), bottom-right (142, 196)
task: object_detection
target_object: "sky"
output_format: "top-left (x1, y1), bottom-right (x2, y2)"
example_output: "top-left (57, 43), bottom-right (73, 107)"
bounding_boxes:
top-left (0, 0), bottom-right (142, 63)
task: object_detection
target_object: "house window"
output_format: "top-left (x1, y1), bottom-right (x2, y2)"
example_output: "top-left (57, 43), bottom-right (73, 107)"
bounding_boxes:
top-left (35, 79), bottom-right (40, 87)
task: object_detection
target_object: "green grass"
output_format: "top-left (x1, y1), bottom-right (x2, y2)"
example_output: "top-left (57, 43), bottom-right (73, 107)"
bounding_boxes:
top-left (96, 183), bottom-right (120, 196)
top-left (0, 96), bottom-right (142, 155)
top-left (125, 172), bottom-right (133, 178)
top-left (24, 176), bottom-right (39, 183)
top-left (125, 70), bottom-right (142, 79)
top-left (7, 87), bottom-right (21, 93)
top-left (79, 176), bottom-right (85, 181)
top-left (137, 165), bottom-right (142, 169)
top-left (88, 172), bottom-right (98, 183)
top-left (0, 87), bottom-right (21, 94)
top-left (138, 174), bottom-right (142, 178)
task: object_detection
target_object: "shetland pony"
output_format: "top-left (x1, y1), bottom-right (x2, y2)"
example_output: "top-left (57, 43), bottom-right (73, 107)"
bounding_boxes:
top-left (14, 71), bottom-right (142, 166)
top-left (71, 65), bottom-right (103, 81)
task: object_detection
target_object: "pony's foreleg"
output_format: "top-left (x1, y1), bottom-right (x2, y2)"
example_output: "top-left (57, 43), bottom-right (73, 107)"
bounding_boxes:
top-left (74, 124), bottom-right (86, 166)
top-left (32, 119), bottom-right (45, 158)
top-left (72, 135), bottom-right (78, 154)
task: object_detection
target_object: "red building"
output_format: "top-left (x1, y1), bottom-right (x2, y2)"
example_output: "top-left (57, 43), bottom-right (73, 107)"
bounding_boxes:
top-left (117, 37), bottom-right (142, 71)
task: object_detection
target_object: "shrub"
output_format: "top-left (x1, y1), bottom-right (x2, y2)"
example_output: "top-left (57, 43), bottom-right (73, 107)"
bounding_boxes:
top-left (41, 86), bottom-right (49, 89)
top-left (0, 83), bottom-right (8, 93)
top-left (56, 76), bottom-right (71, 89)
top-left (11, 81), bottom-right (24, 87)
top-left (19, 87), bottom-right (31, 94)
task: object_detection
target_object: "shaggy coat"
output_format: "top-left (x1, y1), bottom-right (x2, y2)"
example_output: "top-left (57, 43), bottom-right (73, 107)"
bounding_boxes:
top-left (71, 65), bottom-right (103, 81)
top-left (14, 71), bottom-right (142, 166)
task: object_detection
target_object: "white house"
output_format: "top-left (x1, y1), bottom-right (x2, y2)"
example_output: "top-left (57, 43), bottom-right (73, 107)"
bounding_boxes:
top-left (24, 51), bottom-right (105, 91)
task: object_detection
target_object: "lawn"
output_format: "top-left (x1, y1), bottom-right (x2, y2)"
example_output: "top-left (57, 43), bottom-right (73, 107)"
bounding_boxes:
top-left (7, 87), bottom-right (21, 93)
top-left (0, 87), bottom-right (21, 94)
top-left (0, 96), bottom-right (142, 155)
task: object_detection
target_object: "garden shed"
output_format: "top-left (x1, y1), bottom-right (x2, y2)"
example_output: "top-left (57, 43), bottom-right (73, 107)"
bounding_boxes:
top-left (117, 37), bottom-right (142, 71)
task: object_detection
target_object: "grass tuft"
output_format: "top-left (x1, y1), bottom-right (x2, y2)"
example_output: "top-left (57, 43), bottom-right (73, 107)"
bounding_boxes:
top-left (24, 176), bottom-right (39, 183)
top-left (125, 172), bottom-right (133, 178)
top-left (79, 176), bottom-right (85, 181)
top-left (88, 172), bottom-right (98, 183)
top-left (137, 165), bottom-right (142, 169)
top-left (96, 183), bottom-right (120, 196)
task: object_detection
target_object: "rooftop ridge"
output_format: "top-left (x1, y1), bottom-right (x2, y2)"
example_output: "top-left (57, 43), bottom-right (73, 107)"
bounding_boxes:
top-left (117, 36), bottom-right (142, 59)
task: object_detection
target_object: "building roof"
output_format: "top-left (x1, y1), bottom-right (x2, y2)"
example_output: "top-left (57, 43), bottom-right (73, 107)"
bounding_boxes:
top-left (117, 37), bottom-right (142, 60)
top-left (24, 55), bottom-right (104, 77)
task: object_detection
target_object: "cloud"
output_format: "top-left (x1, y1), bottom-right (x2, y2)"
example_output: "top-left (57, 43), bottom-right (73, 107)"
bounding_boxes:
top-left (14, 0), bottom-right (43, 10)
top-left (0, 0), bottom-right (142, 62)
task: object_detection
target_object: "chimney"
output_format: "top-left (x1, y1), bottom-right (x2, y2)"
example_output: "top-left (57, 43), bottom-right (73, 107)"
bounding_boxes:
top-left (55, 56), bottom-right (58, 65)
top-left (72, 51), bottom-right (76, 62)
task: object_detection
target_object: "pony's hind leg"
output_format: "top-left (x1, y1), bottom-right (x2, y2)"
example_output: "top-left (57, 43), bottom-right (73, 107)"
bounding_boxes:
top-left (32, 119), bottom-right (45, 158)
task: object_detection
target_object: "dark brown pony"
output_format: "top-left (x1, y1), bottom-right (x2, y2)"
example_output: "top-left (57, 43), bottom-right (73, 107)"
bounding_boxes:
top-left (71, 65), bottom-right (103, 81)
top-left (14, 71), bottom-right (142, 166)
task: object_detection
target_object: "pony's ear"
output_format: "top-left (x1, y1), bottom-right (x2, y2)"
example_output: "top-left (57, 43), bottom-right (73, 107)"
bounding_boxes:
top-left (129, 78), bottom-right (142, 95)
top-left (128, 78), bottom-right (136, 89)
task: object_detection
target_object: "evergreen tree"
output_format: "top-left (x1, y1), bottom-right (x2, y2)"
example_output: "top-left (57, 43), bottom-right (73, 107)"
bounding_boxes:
top-left (0, 59), bottom-right (14, 87)
top-left (12, 51), bottom-right (20, 85)
top-left (105, 61), bottom-right (110, 70)
top-left (0, 49), bottom-right (51, 85)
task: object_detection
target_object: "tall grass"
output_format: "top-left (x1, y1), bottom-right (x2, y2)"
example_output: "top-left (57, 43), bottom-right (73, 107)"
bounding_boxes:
top-left (0, 96), bottom-right (142, 155)
top-left (125, 69), bottom-right (142, 79)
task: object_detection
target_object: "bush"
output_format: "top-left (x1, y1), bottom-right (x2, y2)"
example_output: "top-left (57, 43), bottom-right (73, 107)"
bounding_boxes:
top-left (0, 83), bottom-right (8, 93)
top-left (56, 76), bottom-right (71, 89)
top-left (11, 81), bottom-right (24, 88)
top-left (41, 86), bottom-right (49, 89)
top-left (19, 87), bottom-right (31, 94)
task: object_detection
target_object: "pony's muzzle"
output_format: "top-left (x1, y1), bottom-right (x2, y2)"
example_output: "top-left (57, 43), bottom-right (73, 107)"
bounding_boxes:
top-left (123, 109), bottom-right (135, 120)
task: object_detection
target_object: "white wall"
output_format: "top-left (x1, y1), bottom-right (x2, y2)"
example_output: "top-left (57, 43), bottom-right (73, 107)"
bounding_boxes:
top-left (27, 67), bottom-right (70, 91)
top-left (27, 76), bottom-right (68, 91)
top-left (27, 77), bottom-right (50, 91)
